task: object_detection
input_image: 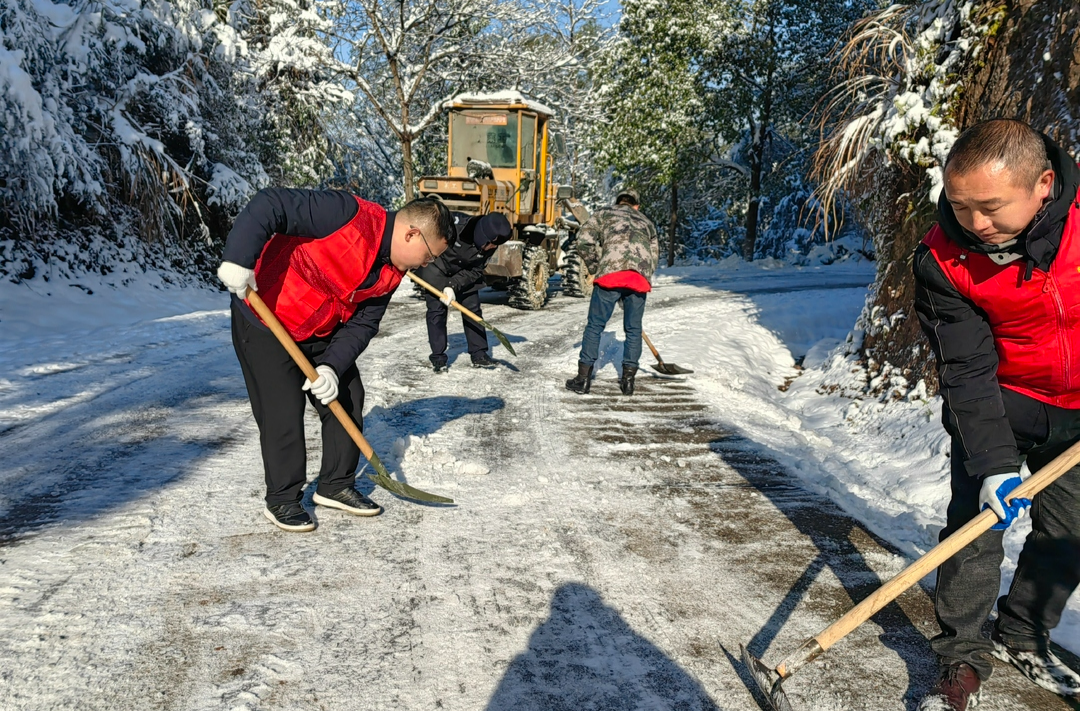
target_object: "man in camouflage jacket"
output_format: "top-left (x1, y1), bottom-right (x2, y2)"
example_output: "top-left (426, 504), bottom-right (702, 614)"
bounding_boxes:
top-left (565, 188), bottom-right (660, 396)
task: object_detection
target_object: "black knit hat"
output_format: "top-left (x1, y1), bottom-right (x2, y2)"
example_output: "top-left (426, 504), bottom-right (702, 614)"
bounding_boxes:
top-left (471, 213), bottom-right (512, 248)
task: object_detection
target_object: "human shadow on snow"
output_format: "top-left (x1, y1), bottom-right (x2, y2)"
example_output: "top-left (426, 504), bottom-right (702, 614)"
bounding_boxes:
top-left (485, 582), bottom-right (723, 711)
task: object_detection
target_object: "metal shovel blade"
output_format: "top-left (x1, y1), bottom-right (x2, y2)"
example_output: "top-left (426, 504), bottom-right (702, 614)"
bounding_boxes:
top-left (366, 452), bottom-right (454, 504)
top-left (480, 317), bottom-right (517, 356)
top-left (650, 362), bottom-right (694, 375)
top-left (369, 472), bottom-right (454, 504)
top-left (740, 645), bottom-right (793, 711)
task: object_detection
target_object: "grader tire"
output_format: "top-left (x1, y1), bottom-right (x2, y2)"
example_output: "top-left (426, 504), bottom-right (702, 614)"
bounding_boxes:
top-left (508, 245), bottom-right (550, 310)
top-left (562, 249), bottom-right (594, 298)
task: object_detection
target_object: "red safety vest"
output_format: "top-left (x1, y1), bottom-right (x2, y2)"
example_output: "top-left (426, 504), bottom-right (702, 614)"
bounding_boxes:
top-left (923, 201), bottom-right (1080, 407)
top-left (247, 196), bottom-right (403, 341)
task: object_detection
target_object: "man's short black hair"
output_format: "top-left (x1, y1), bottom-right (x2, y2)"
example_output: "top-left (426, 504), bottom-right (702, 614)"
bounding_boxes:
top-left (400, 197), bottom-right (454, 243)
top-left (945, 119), bottom-right (1051, 189)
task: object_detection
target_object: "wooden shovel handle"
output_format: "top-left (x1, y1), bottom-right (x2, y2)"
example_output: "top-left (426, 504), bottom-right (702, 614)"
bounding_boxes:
top-left (642, 332), bottom-right (662, 361)
top-left (777, 437), bottom-right (1080, 676)
top-left (245, 291), bottom-right (376, 461)
top-left (407, 271), bottom-right (484, 325)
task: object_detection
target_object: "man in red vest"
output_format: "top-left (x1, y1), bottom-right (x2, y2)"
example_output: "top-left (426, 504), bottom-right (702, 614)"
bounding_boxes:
top-left (914, 119), bottom-right (1080, 710)
top-left (217, 189), bottom-right (452, 532)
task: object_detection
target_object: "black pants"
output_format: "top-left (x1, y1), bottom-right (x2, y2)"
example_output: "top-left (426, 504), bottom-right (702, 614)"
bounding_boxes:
top-left (425, 289), bottom-right (488, 361)
top-left (231, 301), bottom-right (365, 506)
top-left (931, 387), bottom-right (1080, 679)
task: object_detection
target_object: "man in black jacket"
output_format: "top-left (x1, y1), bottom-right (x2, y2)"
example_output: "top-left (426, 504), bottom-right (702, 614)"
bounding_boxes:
top-left (913, 119), bottom-right (1080, 710)
top-left (415, 211), bottom-right (512, 371)
top-left (218, 189), bottom-right (452, 532)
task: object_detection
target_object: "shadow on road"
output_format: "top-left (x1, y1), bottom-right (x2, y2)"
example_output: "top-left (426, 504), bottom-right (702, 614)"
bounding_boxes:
top-left (485, 582), bottom-right (724, 710)
top-left (708, 435), bottom-right (936, 710)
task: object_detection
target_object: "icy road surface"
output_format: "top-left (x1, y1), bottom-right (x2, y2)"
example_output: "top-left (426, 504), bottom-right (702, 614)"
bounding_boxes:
top-left (1, 266), bottom-right (1076, 710)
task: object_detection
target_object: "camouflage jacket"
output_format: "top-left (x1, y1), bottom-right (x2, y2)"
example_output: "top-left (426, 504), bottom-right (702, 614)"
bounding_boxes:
top-left (575, 204), bottom-right (660, 282)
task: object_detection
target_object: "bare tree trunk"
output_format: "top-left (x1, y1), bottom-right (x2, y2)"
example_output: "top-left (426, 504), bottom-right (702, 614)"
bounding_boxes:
top-left (402, 135), bottom-right (415, 202)
top-left (668, 177), bottom-right (678, 267)
top-left (743, 21), bottom-right (777, 262)
top-left (956, 0), bottom-right (1079, 144)
top-left (743, 100), bottom-right (774, 260)
top-left (743, 149), bottom-right (762, 261)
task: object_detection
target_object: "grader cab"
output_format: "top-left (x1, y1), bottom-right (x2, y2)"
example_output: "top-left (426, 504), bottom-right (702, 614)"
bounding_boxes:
top-left (416, 92), bottom-right (593, 308)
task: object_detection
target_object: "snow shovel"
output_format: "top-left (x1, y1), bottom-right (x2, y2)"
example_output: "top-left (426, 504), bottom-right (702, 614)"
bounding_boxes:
top-left (406, 271), bottom-right (516, 357)
top-left (741, 438), bottom-right (1080, 711)
top-left (642, 332), bottom-right (693, 374)
top-left (246, 291), bottom-right (453, 504)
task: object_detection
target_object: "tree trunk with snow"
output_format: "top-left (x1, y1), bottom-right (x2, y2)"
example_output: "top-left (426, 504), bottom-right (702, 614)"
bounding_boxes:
top-left (858, 0), bottom-right (1080, 397)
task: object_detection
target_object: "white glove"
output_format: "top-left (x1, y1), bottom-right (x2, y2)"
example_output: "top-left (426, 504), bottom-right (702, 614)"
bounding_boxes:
top-left (440, 286), bottom-right (456, 306)
top-left (217, 261), bottom-right (258, 298)
top-left (979, 472), bottom-right (1031, 530)
top-left (302, 365), bottom-right (339, 405)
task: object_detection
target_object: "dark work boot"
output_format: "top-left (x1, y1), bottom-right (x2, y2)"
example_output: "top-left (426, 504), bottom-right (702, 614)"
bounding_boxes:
top-left (619, 365), bottom-right (638, 395)
top-left (917, 662), bottom-right (981, 710)
top-left (429, 354), bottom-right (449, 373)
top-left (471, 352), bottom-right (497, 369)
top-left (565, 362), bottom-right (592, 394)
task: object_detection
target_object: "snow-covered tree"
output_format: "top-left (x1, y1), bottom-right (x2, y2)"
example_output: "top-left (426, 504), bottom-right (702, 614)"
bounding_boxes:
top-left (337, 0), bottom-right (529, 200)
top-left (234, 0), bottom-right (354, 188)
top-left (591, 0), bottom-right (720, 266)
top-left (701, 0), bottom-right (872, 261)
top-left (0, 0), bottom-right (348, 280)
top-left (494, 0), bottom-right (613, 204)
top-left (811, 0), bottom-right (1080, 396)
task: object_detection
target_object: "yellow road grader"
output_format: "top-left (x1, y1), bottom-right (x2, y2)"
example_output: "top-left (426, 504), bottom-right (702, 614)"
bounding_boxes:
top-left (416, 92), bottom-right (593, 309)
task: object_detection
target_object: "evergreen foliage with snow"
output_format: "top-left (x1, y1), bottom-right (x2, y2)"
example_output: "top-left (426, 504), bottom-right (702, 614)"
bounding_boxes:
top-left (0, 0), bottom-right (349, 281)
top-left (589, 0), bottom-right (870, 265)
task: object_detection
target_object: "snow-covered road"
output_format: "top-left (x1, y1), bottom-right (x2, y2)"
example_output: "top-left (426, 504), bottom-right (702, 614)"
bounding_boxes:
top-left (1, 265), bottom-right (1076, 710)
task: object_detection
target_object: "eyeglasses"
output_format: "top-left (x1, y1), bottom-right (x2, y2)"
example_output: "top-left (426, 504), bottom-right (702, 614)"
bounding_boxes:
top-left (411, 225), bottom-right (437, 265)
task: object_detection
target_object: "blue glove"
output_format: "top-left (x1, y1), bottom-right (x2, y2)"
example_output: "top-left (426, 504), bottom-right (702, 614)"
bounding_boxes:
top-left (979, 472), bottom-right (1031, 531)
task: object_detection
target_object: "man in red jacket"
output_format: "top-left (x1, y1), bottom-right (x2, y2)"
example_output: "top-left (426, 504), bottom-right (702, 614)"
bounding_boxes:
top-left (217, 189), bottom-right (452, 532)
top-left (913, 119), bottom-right (1080, 710)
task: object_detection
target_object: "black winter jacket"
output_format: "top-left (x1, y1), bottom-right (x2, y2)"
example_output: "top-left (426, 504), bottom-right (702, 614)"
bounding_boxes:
top-left (913, 135), bottom-right (1080, 479)
top-left (414, 213), bottom-right (510, 293)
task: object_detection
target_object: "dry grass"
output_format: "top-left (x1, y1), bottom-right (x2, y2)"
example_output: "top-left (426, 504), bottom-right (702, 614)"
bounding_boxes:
top-left (810, 4), bottom-right (918, 238)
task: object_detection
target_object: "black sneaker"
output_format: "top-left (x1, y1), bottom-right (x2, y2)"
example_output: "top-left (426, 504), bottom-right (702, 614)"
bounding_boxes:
top-left (991, 631), bottom-right (1080, 697)
top-left (471, 353), bottom-right (496, 368)
top-left (263, 501), bottom-right (316, 532)
top-left (312, 487), bottom-right (382, 516)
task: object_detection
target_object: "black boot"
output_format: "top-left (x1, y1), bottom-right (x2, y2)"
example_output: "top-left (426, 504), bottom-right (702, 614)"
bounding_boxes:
top-left (429, 354), bottom-right (449, 373)
top-left (471, 352), bottom-right (497, 369)
top-left (565, 362), bottom-right (592, 393)
top-left (619, 365), bottom-right (638, 395)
